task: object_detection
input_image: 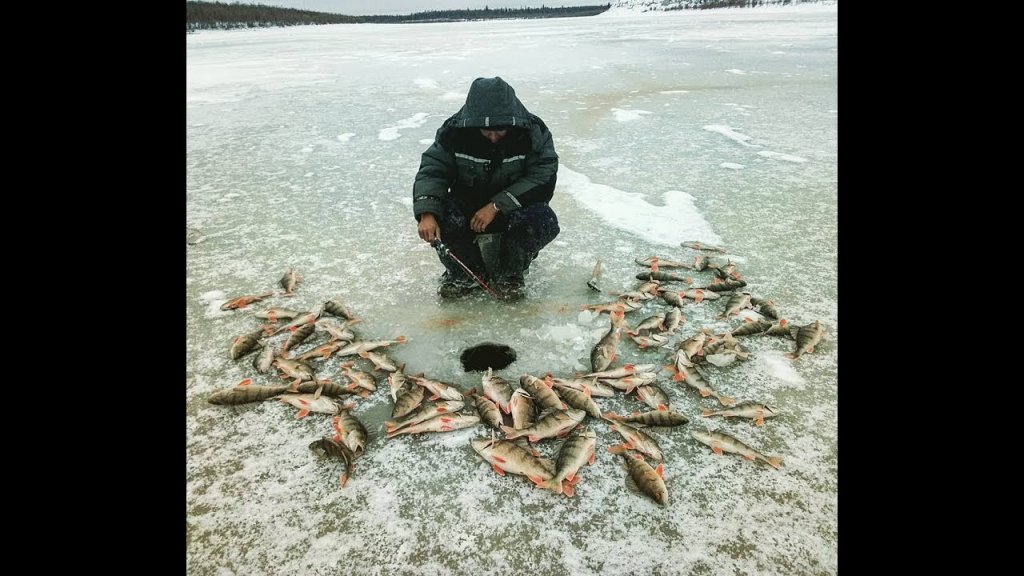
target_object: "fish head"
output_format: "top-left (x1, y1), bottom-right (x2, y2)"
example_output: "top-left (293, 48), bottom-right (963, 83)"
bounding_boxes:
top-left (470, 437), bottom-right (496, 456)
top-left (689, 429), bottom-right (712, 443)
top-left (308, 438), bottom-right (329, 456)
top-left (566, 409), bottom-right (588, 424)
top-left (510, 388), bottom-right (532, 402)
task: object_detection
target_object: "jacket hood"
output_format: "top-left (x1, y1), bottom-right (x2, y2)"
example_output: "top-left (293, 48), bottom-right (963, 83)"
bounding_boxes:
top-left (450, 77), bottom-right (532, 129)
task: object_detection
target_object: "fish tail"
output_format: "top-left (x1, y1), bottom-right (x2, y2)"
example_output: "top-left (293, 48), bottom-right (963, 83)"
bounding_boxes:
top-left (534, 477), bottom-right (563, 495)
top-left (499, 425), bottom-right (521, 439)
top-left (765, 456), bottom-right (783, 469)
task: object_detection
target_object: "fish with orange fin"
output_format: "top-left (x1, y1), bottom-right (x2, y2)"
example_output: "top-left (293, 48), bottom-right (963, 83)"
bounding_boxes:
top-left (482, 367), bottom-right (514, 414)
top-left (332, 410), bottom-right (368, 457)
top-left (583, 363), bottom-right (657, 380)
top-left (283, 322), bottom-right (317, 352)
top-left (628, 312), bottom-right (667, 336)
top-left (691, 254), bottom-right (710, 271)
top-left (667, 363), bottom-right (736, 406)
top-left (610, 289), bottom-right (657, 302)
top-left (605, 420), bottom-right (664, 460)
top-left (408, 373), bottom-right (464, 401)
top-left (470, 394), bottom-right (505, 431)
top-left (207, 378), bottom-right (289, 405)
top-left (590, 310), bottom-right (625, 373)
top-left (635, 270), bottom-right (693, 284)
top-left (264, 307), bottom-right (322, 336)
top-left (702, 401), bottom-right (778, 426)
top-left (296, 340), bottom-right (347, 363)
top-left (622, 453), bottom-right (668, 506)
top-left (322, 296), bottom-right (357, 320)
top-left (750, 296), bottom-right (780, 320)
top-left (787, 320), bottom-right (826, 359)
top-left (690, 428), bottom-right (782, 469)
top-left (548, 374), bottom-right (617, 398)
top-left (293, 378), bottom-right (368, 399)
top-left (597, 372), bottom-right (658, 395)
top-left (335, 336), bottom-right (408, 358)
top-left (672, 329), bottom-right (713, 367)
top-left (272, 354), bottom-right (316, 388)
top-left (628, 333), bottom-right (670, 349)
top-left (699, 277), bottom-right (747, 292)
top-left (279, 268), bottom-right (302, 295)
top-left (315, 317), bottom-right (361, 343)
top-left (278, 389), bottom-right (352, 419)
top-left (729, 317), bottom-right (773, 337)
top-left (392, 379), bottom-right (425, 419)
top-left (500, 409), bottom-right (586, 443)
top-left (254, 307), bottom-right (302, 323)
top-left (604, 409), bottom-right (689, 428)
top-left (655, 289), bottom-right (684, 308)
top-left (714, 259), bottom-right (743, 281)
top-left (761, 318), bottom-right (792, 337)
top-left (252, 343), bottom-right (278, 373)
top-left (229, 329), bottom-right (265, 360)
top-left (720, 291), bottom-right (754, 319)
top-left (387, 363), bottom-right (408, 403)
top-left (634, 256), bottom-right (691, 269)
top-left (309, 436), bottom-right (356, 488)
top-left (679, 288), bottom-right (721, 302)
top-left (550, 427), bottom-right (597, 497)
top-left (220, 292), bottom-right (274, 311)
top-left (470, 436), bottom-right (566, 495)
top-left (338, 361), bottom-right (377, 393)
top-left (660, 306), bottom-right (685, 335)
top-left (552, 383), bottom-right (602, 418)
top-left (634, 384), bottom-right (670, 411)
top-left (386, 412), bottom-right (479, 438)
top-left (633, 278), bottom-right (658, 291)
top-left (358, 350), bottom-right (397, 372)
top-left (582, 299), bottom-right (643, 314)
top-left (520, 374), bottom-right (567, 412)
top-left (509, 388), bottom-right (536, 430)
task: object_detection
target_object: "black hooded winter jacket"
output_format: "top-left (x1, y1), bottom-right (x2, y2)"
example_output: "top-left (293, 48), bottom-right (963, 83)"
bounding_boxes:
top-left (412, 77), bottom-right (559, 221)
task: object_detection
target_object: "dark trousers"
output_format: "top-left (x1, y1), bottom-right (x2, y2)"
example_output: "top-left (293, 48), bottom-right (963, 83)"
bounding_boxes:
top-left (437, 202), bottom-right (560, 282)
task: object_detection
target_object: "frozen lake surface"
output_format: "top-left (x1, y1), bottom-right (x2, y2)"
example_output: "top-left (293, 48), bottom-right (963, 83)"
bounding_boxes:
top-left (187, 4), bottom-right (837, 575)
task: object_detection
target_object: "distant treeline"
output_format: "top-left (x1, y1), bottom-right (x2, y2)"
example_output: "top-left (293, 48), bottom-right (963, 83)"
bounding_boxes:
top-left (670, 0), bottom-right (798, 9)
top-left (365, 5), bottom-right (612, 23)
top-left (186, 2), bottom-right (612, 32)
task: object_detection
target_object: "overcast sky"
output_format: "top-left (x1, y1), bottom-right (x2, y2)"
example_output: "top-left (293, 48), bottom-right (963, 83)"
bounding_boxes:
top-left (253, 1), bottom-right (607, 16)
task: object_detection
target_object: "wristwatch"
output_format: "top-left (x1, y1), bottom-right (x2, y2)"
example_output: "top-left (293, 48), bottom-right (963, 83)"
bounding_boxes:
top-left (492, 202), bottom-right (500, 213)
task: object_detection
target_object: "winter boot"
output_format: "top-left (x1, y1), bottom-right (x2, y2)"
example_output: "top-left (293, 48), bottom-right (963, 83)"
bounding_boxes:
top-left (437, 270), bottom-right (478, 299)
top-left (493, 270), bottom-right (526, 302)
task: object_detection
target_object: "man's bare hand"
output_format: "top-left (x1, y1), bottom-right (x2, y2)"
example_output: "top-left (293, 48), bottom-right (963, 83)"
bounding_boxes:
top-left (418, 213), bottom-right (441, 243)
top-left (470, 203), bottom-right (499, 233)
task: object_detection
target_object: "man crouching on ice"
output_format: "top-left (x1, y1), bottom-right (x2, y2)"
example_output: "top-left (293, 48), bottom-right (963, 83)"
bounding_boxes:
top-left (412, 76), bottom-right (560, 302)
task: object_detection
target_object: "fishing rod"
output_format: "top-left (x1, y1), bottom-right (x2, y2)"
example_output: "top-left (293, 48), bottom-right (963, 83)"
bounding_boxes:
top-left (431, 239), bottom-right (499, 300)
